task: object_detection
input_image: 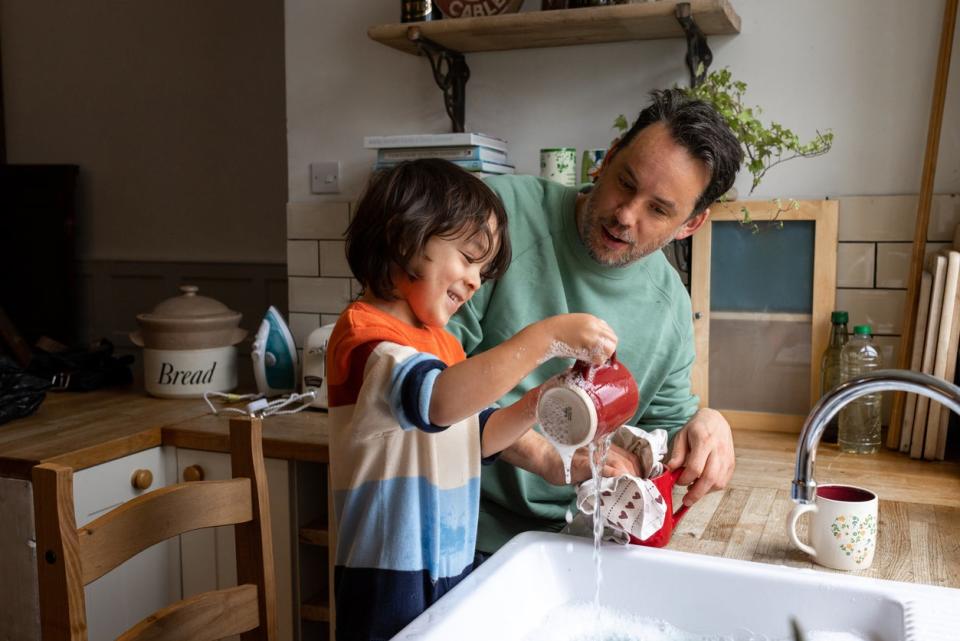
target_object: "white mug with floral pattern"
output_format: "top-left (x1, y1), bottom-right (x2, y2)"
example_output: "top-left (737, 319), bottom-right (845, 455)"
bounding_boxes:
top-left (787, 484), bottom-right (878, 571)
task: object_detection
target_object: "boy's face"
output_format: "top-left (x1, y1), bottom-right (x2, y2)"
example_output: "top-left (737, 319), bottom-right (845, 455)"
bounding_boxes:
top-left (395, 216), bottom-right (497, 328)
top-left (577, 122), bottom-right (711, 267)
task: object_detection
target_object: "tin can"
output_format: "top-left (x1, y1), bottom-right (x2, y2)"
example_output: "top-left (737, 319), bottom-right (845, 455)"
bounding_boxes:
top-left (540, 148), bottom-right (577, 187)
top-left (580, 148), bottom-right (606, 183)
top-left (402, 0), bottom-right (442, 22)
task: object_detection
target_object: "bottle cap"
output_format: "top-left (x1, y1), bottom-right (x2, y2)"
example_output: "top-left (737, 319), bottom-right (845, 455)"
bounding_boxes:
top-left (831, 311), bottom-right (849, 323)
top-left (854, 325), bottom-right (872, 335)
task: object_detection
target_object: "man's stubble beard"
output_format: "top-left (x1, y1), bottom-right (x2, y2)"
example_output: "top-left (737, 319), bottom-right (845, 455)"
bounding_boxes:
top-left (576, 192), bottom-right (677, 268)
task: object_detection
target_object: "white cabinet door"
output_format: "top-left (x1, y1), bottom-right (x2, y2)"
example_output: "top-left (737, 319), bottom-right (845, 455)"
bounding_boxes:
top-left (176, 449), bottom-right (294, 641)
top-left (72, 446), bottom-right (180, 641)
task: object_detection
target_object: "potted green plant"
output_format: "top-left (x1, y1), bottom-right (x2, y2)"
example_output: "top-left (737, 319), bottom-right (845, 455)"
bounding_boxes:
top-left (614, 68), bottom-right (834, 232)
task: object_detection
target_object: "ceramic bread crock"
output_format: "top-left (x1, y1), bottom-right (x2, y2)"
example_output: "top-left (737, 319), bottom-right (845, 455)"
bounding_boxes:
top-left (130, 285), bottom-right (247, 398)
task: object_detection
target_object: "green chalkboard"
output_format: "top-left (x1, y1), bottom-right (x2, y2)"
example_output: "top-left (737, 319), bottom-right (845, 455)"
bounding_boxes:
top-left (710, 220), bottom-right (814, 313)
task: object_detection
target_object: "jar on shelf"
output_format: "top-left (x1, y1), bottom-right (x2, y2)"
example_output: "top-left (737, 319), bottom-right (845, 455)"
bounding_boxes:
top-left (402, 0), bottom-right (442, 23)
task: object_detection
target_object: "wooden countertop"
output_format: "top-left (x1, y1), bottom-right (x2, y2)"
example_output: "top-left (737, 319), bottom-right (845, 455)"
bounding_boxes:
top-left (668, 430), bottom-right (960, 589)
top-left (163, 410), bottom-right (330, 463)
top-left (0, 389), bottom-right (329, 479)
top-left (2, 390), bottom-right (957, 588)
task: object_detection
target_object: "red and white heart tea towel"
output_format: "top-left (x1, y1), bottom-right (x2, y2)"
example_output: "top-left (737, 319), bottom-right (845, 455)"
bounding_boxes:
top-left (570, 427), bottom-right (670, 543)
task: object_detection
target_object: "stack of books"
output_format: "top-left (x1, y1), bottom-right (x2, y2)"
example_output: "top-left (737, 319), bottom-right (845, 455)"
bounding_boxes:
top-left (363, 132), bottom-right (514, 178)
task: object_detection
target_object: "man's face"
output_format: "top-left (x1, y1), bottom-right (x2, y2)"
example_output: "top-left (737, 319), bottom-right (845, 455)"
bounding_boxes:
top-left (576, 122), bottom-right (712, 267)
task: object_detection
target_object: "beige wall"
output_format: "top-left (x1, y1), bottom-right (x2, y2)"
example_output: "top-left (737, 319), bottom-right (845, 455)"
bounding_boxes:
top-left (2, 0), bottom-right (288, 263)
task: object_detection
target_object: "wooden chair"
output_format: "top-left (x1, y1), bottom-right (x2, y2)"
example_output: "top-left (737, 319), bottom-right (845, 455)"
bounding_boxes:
top-left (32, 417), bottom-right (277, 641)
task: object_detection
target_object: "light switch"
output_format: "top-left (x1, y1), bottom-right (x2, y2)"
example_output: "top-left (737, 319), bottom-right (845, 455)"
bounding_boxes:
top-left (310, 161), bottom-right (340, 194)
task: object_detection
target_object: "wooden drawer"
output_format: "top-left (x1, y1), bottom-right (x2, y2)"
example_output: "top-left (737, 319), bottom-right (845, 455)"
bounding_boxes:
top-left (70, 446), bottom-right (180, 641)
top-left (73, 446), bottom-right (177, 526)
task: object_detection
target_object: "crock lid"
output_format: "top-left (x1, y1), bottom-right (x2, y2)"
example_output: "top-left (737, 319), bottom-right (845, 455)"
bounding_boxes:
top-left (140, 285), bottom-right (239, 323)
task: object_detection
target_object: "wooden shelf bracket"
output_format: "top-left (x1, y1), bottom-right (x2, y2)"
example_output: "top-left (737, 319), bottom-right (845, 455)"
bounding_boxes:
top-left (675, 2), bottom-right (713, 87)
top-left (408, 27), bottom-right (470, 133)
top-left (398, 2), bottom-right (722, 132)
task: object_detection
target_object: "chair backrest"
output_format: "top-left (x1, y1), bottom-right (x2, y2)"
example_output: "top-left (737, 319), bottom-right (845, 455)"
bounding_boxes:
top-left (33, 417), bottom-right (277, 641)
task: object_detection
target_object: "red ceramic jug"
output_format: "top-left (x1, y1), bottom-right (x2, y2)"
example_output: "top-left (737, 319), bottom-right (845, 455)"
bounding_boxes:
top-left (628, 467), bottom-right (689, 548)
top-left (537, 353), bottom-right (640, 448)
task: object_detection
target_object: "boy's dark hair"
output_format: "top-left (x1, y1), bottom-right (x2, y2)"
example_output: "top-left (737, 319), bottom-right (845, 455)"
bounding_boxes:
top-left (346, 158), bottom-right (511, 301)
top-left (619, 88), bottom-right (743, 217)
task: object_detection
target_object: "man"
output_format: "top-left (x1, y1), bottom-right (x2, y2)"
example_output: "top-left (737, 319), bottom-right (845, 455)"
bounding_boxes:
top-left (447, 88), bottom-right (744, 554)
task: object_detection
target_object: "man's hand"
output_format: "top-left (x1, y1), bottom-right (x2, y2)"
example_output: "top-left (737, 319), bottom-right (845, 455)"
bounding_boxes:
top-left (665, 408), bottom-right (735, 507)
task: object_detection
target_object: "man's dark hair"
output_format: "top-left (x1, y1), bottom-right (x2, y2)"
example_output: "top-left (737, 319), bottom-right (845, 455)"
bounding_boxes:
top-left (618, 88), bottom-right (743, 216)
top-left (346, 158), bottom-right (511, 301)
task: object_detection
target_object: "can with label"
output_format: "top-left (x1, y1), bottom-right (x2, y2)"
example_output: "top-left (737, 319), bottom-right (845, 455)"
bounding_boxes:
top-left (581, 148), bottom-right (606, 183)
top-left (540, 148), bottom-right (577, 187)
top-left (402, 0), bottom-right (442, 22)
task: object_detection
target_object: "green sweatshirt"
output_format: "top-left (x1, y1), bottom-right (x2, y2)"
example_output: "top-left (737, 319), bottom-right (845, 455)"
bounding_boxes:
top-left (447, 175), bottom-right (700, 553)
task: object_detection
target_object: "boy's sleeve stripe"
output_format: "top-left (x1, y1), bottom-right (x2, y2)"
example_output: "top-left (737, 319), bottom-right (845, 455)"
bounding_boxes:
top-left (478, 406), bottom-right (500, 465)
top-left (413, 367), bottom-right (443, 430)
top-left (388, 352), bottom-right (448, 432)
top-left (401, 361), bottom-right (446, 432)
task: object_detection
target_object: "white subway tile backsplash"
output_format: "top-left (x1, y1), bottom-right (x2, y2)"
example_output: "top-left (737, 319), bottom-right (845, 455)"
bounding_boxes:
top-left (926, 194), bottom-right (960, 242)
top-left (875, 243), bottom-right (911, 289)
top-left (838, 196), bottom-right (917, 242)
top-left (289, 312), bottom-right (321, 348)
top-left (837, 243), bottom-right (874, 288)
top-left (286, 201), bottom-right (353, 338)
top-left (287, 202), bottom-right (350, 239)
top-left (289, 276), bottom-right (352, 315)
top-left (925, 242), bottom-right (951, 261)
top-left (869, 242), bottom-right (952, 292)
top-left (880, 243), bottom-right (960, 289)
top-left (873, 335), bottom-right (900, 370)
top-left (287, 240), bottom-right (319, 276)
top-left (835, 289), bottom-right (906, 336)
top-left (319, 240), bottom-right (353, 277)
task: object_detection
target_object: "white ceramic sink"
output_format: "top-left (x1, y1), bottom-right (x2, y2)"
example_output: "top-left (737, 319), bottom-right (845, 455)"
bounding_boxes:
top-left (394, 532), bottom-right (960, 640)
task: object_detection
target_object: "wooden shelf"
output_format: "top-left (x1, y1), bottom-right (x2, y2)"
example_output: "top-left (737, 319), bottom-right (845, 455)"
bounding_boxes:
top-left (368, 0), bottom-right (740, 55)
top-left (367, 1), bottom-right (740, 153)
top-left (301, 596), bottom-right (331, 622)
top-left (299, 519), bottom-right (329, 546)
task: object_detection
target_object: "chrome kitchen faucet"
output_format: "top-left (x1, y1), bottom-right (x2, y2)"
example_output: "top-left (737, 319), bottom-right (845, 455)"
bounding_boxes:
top-left (792, 369), bottom-right (960, 504)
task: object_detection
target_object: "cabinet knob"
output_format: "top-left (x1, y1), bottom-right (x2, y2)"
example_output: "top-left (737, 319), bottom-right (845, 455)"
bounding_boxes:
top-left (183, 465), bottom-right (205, 482)
top-left (131, 469), bottom-right (153, 491)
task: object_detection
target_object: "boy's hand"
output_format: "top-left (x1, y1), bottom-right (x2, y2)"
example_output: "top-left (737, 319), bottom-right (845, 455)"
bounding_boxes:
top-left (541, 442), bottom-right (641, 485)
top-left (544, 313), bottom-right (618, 365)
top-left (498, 430), bottom-right (641, 486)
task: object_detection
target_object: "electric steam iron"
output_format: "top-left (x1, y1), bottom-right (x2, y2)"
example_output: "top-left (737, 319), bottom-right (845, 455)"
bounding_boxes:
top-left (251, 306), bottom-right (299, 396)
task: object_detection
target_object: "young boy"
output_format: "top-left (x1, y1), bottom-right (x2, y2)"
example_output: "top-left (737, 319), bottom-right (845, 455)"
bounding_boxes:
top-left (327, 159), bottom-right (617, 640)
